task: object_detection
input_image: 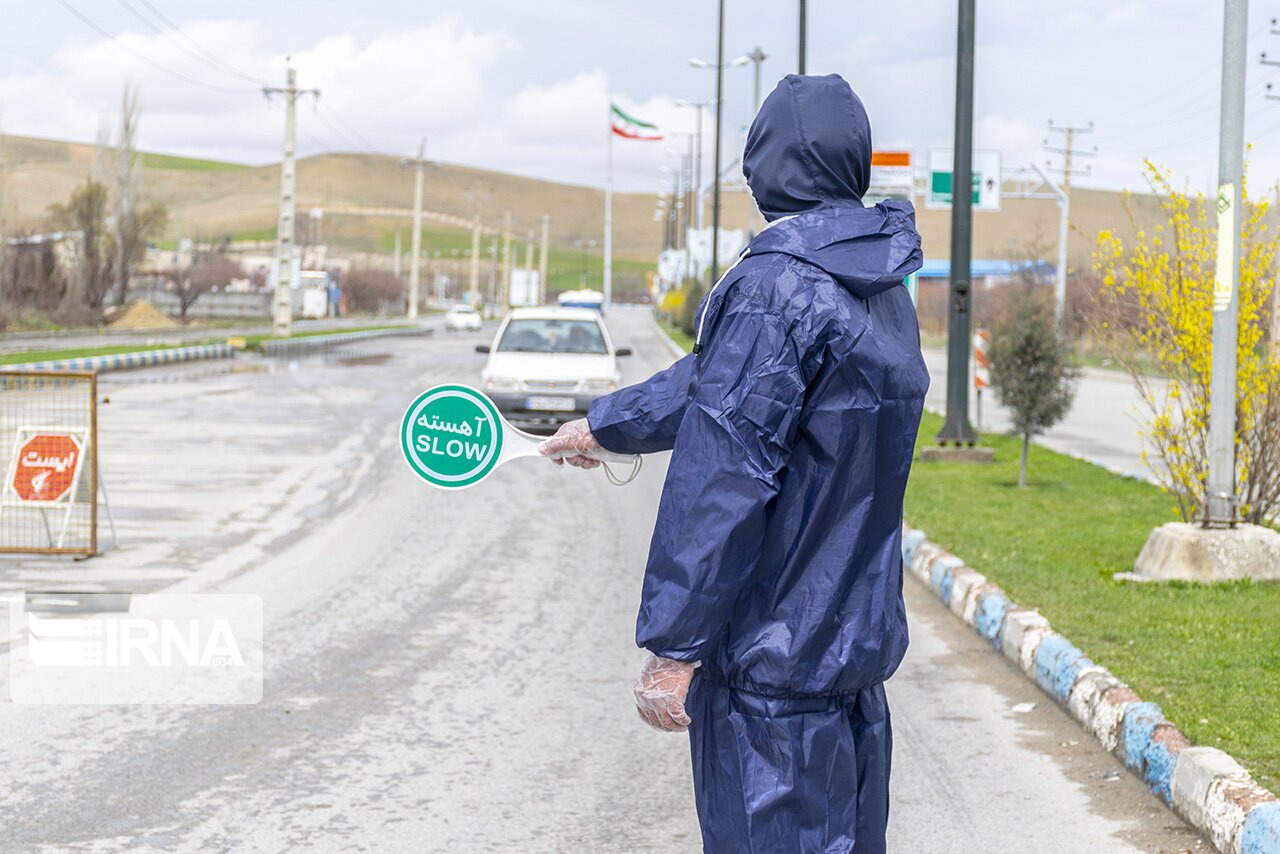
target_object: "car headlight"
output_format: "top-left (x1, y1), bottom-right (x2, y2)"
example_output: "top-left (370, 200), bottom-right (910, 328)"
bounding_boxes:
top-left (584, 379), bottom-right (617, 392)
top-left (485, 376), bottom-right (519, 390)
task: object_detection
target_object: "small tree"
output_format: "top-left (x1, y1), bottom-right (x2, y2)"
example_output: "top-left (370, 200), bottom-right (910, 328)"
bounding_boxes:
top-left (48, 180), bottom-right (115, 312)
top-left (989, 286), bottom-right (1081, 487)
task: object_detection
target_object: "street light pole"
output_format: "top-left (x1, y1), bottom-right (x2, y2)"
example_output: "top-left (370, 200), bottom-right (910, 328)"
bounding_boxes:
top-left (1205, 0), bottom-right (1249, 527)
top-left (711, 0), bottom-right (725, 288)
top-left (937, 0), bottom-right (978, 446)
top-left (798, 0), bottom-right (807, 74)
top-left (746, 46), bottom-right (768, 114)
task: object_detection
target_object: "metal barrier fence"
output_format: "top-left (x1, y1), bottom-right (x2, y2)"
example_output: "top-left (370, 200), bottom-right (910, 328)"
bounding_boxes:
top-left (0, 371), bottom-right (98, 556)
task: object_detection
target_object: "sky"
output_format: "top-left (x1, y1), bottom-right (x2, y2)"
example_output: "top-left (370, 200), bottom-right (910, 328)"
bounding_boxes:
top-left (4, 1), bottom-right (1280, 198)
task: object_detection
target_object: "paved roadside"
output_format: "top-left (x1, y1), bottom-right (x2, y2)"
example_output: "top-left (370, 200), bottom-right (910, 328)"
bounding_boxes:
top-left (0, 313), bottom-right (1202, 851)
top-left (921, 346), bottom-right (1162, 479)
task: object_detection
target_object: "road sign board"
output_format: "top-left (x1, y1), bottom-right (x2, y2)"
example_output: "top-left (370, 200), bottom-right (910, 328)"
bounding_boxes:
top-left (865, 150), bottom-right (914, 206)
top-left (9, 433), bottom-right (82, 503)
top-left (926, 149), bottom-right (1002, 212)
top-left (400, 385), bottom-right (504, 489)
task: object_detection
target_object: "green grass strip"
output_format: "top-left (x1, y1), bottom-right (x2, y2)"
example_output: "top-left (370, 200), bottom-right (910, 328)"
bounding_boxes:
top-left (906, 411), bottom-right (1280, 793)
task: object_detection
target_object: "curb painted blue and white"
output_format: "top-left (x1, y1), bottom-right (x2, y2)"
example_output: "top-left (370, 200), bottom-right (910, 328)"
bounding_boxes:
top-left (7, 343), bottom-right (234, 374)
top-left (259, 326), bottom-right (430, 357)
top-left (902, 523), bottom-right (1280, 853)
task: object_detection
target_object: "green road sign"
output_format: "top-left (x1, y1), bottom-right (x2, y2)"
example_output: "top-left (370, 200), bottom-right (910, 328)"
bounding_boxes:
top-left (400, 384), bottom-right (504, 489)
top-left (928, 170), bottom-right (982, 207)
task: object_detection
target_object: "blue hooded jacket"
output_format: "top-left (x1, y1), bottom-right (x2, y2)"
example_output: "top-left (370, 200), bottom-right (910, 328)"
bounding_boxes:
top-left (588, 74), bottom-right (928, 699)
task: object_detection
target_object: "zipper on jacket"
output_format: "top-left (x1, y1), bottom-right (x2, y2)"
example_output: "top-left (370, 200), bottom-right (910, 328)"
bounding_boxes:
top-left (693, 215), bottom-right (797, 354)
top-left (693, 248), bottom-right (749, 354)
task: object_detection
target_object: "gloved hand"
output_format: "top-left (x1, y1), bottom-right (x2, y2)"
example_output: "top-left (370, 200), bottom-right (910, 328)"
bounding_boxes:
top-left (538, 418), bottom-right (603, 469)
top-left (634, 654), bottom-right (695, 732)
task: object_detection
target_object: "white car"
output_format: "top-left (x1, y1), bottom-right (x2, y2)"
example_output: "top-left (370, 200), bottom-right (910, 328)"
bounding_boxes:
top-left (477, 306), bottom-right (631, 434)
top-left (443, 304), bottom-right (483, 332)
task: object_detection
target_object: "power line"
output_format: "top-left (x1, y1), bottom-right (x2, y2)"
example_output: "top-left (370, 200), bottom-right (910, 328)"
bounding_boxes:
top-left (53, 0), bottom-right (253, 95)
top-left (133, 0), bottom-right (271, 86)
top-left (317, 102), bottom-right (378, 152)
top-left (113, 0), bottom-right (268, 87)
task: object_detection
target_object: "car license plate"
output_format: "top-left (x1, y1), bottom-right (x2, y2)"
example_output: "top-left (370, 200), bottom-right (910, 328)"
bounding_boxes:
top-left (526, 396), bottom-right (575, 412)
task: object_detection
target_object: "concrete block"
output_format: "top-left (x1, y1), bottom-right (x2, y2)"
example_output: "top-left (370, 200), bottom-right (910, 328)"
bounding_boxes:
top-left (1066, 666), bottom-right (1120, 734)
top-left (972, 587), bottom-right (1009, 646)
top-left (999, 608), bottom-right (1050, 668)
top-left (910, 543), bottom-right (942, 582)
top-left (1205, 777), bottom-right (1276, 854)
top-left (1242, 802), bottom-right (1280, 854)
top-left (929, 554), bottom-right (963, 605)
top-left (1034, 634), bottom-right (1094, 705)
top-left (1089, 684), bottom-right (1140, 752)
top-left (1171, 747), bottom-right (1252, 840)
top-left (1119, 701), bottom-right (1165, 772)
top-left (1135, 522), bottom-right (1280, 581)
top-left (948, 568), bottom-right (984, 620)
top-left (902, 528), bottom-right (927, 566)
top-left (1143, 723), bottom-right (1191, 806)
top-left (919, 445), bottom-right (996, 464)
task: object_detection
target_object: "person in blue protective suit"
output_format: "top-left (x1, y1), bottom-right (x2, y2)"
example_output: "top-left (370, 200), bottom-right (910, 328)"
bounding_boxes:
top-left (539, 73), bottom-right (928, 854)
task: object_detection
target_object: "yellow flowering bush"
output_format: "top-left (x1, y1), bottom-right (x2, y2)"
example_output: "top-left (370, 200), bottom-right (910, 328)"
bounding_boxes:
top-left (1092, 161), bottom-right (1280, 523)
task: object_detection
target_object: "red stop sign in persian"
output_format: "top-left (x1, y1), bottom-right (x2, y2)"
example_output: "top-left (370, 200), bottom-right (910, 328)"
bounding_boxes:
top-left (12, 434), bottom-right (82, 502)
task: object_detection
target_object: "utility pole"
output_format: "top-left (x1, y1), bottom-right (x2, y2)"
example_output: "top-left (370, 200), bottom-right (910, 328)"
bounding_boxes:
top-left (263, 64), bottom-right (318, 337)
top-left (711, 0), bottom-right (726, 289)
top-left (798, 1), bottom-right (807, 74)
top-left (937, 0), bottom-right (978, 446)
top-left (538, 214), bottom-right (550, 305)
top-left (393, 227), bottom-right (402, 279)
top-left (500, 211), bottom-right (512, 306)
top-left (469, 219), bottom-right (481, 308)
top-left (746, 46), bottom-right (768, 114)
top-left (401, 138), bottom-right (428, 320)
top-left (1028, 163), bottom-right (1070, 325)
top-left (1044, 121), bottom-right (1096, 192)
top-left (488, 234), bottom-right (498, 309)
top-left (1205, 0), bottom-right (1248, 527)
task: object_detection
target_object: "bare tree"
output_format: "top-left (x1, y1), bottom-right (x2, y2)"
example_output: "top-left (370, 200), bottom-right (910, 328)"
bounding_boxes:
top-left (110, 84), bottom-right (166, 307)
top-left (173, 236), bottom-right (241, 320)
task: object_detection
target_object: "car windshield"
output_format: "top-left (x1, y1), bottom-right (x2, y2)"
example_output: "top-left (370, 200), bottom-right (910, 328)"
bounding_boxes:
top-left (496, 318), bottom-right (607, 354)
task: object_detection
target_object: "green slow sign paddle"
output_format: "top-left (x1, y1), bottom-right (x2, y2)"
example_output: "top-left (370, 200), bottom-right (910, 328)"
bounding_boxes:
top-left (399, 384), bottom-right (639, 490)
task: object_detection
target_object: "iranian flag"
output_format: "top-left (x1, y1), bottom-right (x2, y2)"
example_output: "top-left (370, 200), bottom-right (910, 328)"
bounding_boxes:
top-left (611, 103), bottom-right (663, 141)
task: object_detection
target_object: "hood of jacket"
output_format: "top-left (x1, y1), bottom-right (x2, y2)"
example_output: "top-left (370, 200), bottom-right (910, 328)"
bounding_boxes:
top-left (742, 74), bottom-right (922, 299)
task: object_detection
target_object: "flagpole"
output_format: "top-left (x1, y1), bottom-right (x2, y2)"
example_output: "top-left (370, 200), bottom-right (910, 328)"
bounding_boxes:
top-left (604, 96), bottom-right (614, 307)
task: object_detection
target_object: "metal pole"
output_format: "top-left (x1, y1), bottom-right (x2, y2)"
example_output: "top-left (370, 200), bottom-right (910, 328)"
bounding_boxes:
top-left (1031, 161), bottom-right (1069, 324)
top-left (408, 138), bottom-right (425, 320)
top-left (538, 214), bottom-right (550, 305)
top-left (937, 0), bottom-right (978, 445)
top-left (604, 99), bottom-right (614, 306)
top-left (469, 218), bottom-right (481, 307)
top-left (694, 105), bottom-right (705, 234)
top-left (1205, 0), bottom-right (1248, 527)
top-left (500, 211), bottom-right (512, 307)
top-left (798, 0), bottom-right (807, 74)
top-left (711, 0), bottom-right (725, 286)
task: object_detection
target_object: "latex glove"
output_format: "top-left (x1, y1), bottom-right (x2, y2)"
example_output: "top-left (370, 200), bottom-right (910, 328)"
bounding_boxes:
top-left (538, 418), bottom-right (603, 469)
top-left (634, 654), bottom-right (695, 732)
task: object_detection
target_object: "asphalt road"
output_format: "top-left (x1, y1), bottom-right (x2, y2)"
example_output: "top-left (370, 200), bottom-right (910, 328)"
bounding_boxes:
top-left (922, 346), bottom-right (1161, 480)
top-left (0, 311), bottom-right (1202, 852)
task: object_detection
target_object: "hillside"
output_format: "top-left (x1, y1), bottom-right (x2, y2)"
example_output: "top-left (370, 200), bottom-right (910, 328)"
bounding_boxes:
top-left (0, 132), bottom-right (1167, 274)
top-left (0, 133), bottom-right (743, 262)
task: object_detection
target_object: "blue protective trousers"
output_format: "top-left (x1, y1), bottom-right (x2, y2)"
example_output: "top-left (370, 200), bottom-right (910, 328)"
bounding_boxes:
top-left (686, 674), bottom-right (892, 854)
